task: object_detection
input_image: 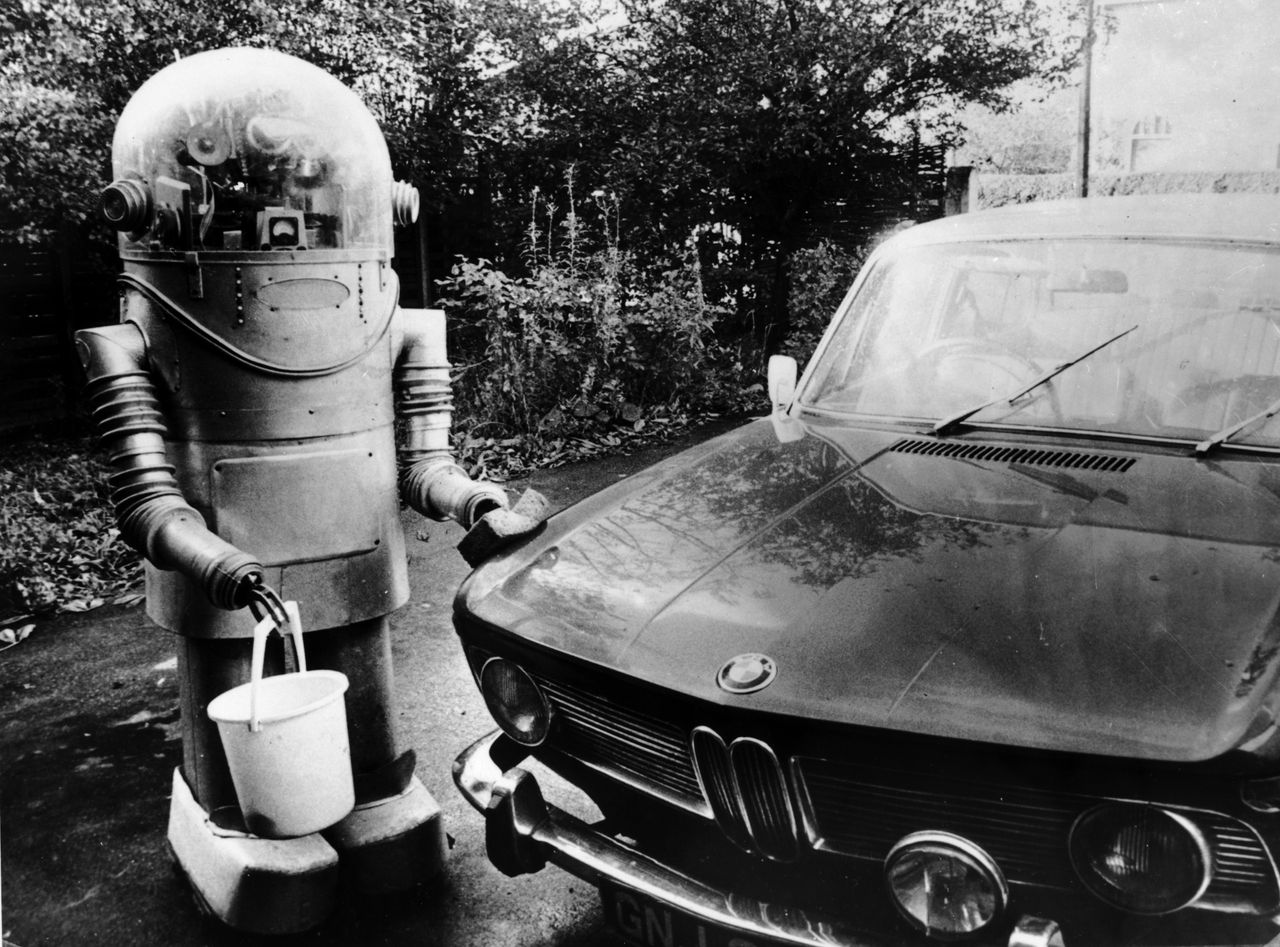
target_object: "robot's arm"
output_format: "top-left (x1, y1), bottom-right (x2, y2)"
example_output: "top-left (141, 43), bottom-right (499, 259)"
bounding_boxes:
top-left (393, 308), bottom-right (546, 564)
top-left (393, 308), bottom-right (508, 527)
top-left (75, 323), bottom-right (264, 610)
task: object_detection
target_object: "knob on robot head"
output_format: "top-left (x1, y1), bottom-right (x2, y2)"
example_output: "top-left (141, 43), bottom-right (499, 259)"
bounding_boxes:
top-left (101, 47), bottom-right (418, 254)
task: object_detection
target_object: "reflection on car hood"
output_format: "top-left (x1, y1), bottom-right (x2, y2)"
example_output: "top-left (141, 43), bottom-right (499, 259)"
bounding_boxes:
top-left (459, 419), bottom-right (1280, 762)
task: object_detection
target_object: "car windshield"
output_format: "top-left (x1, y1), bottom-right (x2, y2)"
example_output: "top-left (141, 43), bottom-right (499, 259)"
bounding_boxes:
top-left (803, 236), bottom-right (1280, 449)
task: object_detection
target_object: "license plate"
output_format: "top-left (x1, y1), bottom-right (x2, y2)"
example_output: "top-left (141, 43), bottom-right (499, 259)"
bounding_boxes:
top-left (601, 886), bottom-right (768, 947)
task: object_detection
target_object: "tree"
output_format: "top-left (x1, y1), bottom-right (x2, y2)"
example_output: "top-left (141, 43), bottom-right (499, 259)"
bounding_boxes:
top-left (501, 0), bottom-right (1086, 348)
top-left (953, 85), bottom-right (1077, 174)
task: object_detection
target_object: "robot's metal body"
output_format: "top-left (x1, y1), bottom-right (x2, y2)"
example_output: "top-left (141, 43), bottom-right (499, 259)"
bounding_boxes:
top-left (77, 48), bottom-right (528, 933)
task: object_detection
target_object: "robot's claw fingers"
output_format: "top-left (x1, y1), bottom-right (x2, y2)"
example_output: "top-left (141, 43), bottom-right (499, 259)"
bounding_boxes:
top-left (247, 589), bottom-right (268, 623)
top-left (247, 582), bottom-right (289, 629)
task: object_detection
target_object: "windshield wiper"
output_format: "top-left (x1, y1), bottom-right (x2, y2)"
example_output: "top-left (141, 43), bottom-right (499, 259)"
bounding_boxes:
top-left (932, 325), bottom-right (1139, 436)
top-left (1196, 395), bottom-right (1280, 455)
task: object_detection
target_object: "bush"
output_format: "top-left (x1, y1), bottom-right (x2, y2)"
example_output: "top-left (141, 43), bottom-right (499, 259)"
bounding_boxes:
top-left (437, 180), bottom-right (753, 465)
top-left (977, 170), bottom-right (1280, 208)
top-left (976, 172), bottom-right (1077, 207)
top-left (785, 241), bottom-right (866, 365)
top-left (440, 251), bottom-right (746, 435)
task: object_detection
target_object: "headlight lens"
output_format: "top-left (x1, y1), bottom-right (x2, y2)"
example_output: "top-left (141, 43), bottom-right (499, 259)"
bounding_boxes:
top-left (884, 832), bottom-right (1007, 939)
top-left (479, 657), bottom-right (552, 747)
top-left (1069, 804), bottom-right (1210, 914)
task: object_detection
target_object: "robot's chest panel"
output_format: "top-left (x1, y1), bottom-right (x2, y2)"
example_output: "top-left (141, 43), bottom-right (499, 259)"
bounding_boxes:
top-left (211, 449), bottom-right (389, 565)
top-left (125, 255), bottom-right (396, 377)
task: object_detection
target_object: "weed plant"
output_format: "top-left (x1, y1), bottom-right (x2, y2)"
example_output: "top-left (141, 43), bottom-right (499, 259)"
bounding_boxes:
top-left (436, 171), bottom-right (757, 476)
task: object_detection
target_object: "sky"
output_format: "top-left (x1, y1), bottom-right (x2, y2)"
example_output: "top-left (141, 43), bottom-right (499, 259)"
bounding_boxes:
top-left (1094, 0), bottom-right (1280, 122)
top-left (957, 0), bottom-right (1280, 174)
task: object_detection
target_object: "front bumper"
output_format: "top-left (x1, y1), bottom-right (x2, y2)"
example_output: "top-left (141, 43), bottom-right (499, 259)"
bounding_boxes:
top-left (453, 730), bottom-right (1066, 947)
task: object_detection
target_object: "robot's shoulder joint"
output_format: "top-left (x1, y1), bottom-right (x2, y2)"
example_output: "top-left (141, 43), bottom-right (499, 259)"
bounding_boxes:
top-left (75, 321), bottom-right (149, 379)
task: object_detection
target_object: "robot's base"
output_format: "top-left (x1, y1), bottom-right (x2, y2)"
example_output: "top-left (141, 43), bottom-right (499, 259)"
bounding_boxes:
top-left (166, 769), bottom-right (340, 934)
top-left (323, 775), bottom-right (448, 897)
top-left (167, 770), bottom-right (445, 930)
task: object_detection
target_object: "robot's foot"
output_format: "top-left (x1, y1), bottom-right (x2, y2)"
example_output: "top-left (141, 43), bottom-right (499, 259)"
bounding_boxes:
top-left (166, 769), bottom-right (340, 934)
top-left (323, 774), bottom-right (447, 897)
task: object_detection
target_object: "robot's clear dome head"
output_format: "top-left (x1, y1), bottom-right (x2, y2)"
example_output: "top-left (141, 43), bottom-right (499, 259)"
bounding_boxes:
top-left (108, 47), bottom-right (395, 254)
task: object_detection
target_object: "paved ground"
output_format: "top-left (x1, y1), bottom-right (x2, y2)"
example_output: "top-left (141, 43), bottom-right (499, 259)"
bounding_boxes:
top-left (0, 422), bottom-right (741, 947)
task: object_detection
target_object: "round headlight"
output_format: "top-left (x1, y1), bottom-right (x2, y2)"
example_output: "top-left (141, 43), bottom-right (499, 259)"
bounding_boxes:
top-left (1069, 804), bottom-right (1210, 914)
top-left (884, 832), bottom-right (1008, 939)
top-left (479, 657), bottom-right (552, 747)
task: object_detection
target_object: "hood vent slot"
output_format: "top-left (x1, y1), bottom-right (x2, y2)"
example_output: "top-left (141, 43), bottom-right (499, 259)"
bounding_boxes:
top-left (890, 439), bottom-right (1135, 473)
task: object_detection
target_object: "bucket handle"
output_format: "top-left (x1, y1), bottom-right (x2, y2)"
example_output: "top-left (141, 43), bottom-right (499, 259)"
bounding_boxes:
top-left (248, 601), bottom-right (306, 733)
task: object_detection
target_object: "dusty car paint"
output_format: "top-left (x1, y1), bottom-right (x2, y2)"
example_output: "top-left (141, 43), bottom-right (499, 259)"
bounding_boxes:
top-left (460, 419), bottom-right (1280, 763)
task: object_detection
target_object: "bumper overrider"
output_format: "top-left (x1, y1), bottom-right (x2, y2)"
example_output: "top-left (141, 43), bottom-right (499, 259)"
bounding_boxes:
top-left (453, 730), bottom-right (1066, 947)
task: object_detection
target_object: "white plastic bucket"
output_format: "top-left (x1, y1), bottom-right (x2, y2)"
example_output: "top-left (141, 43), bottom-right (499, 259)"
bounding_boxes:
top-left (207, 602), bottom-right (355, 839)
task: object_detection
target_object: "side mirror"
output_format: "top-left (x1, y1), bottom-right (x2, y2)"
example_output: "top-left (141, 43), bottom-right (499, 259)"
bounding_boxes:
top-left (766, 355), bottom-right (802, 443)
top-left (767, 355), bottom-right (797, 413)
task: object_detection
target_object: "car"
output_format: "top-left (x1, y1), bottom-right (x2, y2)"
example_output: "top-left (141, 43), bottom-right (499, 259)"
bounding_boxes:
top-left (451, 194), bottom-right (1280, 947)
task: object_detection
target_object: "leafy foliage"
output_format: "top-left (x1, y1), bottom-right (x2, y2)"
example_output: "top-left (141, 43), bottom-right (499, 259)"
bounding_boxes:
top-left (0, 434), bottom-right (141, 617)
top-left (0, 80), bottom-right (114, 241)
top-left (438, 177), bottom-right (756, 471)
top-left (785, 240), bottom-right (866, 364)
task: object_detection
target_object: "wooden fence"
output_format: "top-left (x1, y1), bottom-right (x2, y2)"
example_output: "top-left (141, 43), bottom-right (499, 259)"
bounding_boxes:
top-left (0, 246), bottom-right (86, 434)
top-left (808, 144), bottom-right (952, 248)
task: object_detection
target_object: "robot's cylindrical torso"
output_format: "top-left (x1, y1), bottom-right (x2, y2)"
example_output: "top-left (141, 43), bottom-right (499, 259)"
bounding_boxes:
top-left (123, 252), bottom-right (408, 637)
top-left (101, 49), bottom-right (414, 637)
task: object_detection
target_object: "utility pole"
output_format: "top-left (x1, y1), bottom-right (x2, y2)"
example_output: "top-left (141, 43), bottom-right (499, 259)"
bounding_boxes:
top-left (1077, 0), bottom-right (1097, 197)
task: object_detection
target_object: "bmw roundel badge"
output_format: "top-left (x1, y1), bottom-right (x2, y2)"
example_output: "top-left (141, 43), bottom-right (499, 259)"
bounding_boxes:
top-left (716, 653), bottom-right (777, 694)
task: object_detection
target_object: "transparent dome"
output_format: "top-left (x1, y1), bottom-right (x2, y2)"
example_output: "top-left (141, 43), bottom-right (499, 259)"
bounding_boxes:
top-left (110, 47), bottom-right (393, 253)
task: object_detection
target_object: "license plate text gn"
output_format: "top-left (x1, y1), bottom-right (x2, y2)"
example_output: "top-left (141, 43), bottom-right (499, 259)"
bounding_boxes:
top-left (601, 887), bottom-right (766, 947)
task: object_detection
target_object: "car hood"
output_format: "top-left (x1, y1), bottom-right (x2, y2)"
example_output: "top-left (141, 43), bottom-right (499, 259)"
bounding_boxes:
top-left (459, 419), bottom-right (1280, 762)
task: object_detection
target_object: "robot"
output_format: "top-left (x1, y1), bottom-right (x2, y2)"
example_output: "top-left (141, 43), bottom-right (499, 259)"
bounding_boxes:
top-left (77, 47), bottom-right (542, 933)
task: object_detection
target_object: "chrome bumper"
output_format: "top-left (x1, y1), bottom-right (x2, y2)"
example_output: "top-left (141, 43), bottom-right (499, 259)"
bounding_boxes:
top-left (453, 730), bottom-right (1065, 947)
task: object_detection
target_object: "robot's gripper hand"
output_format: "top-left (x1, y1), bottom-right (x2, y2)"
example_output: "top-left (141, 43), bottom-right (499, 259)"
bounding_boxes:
top-left (246, 580), bottom-right (289, 630)
top-left (457, 489), bottom-right (550, 568)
